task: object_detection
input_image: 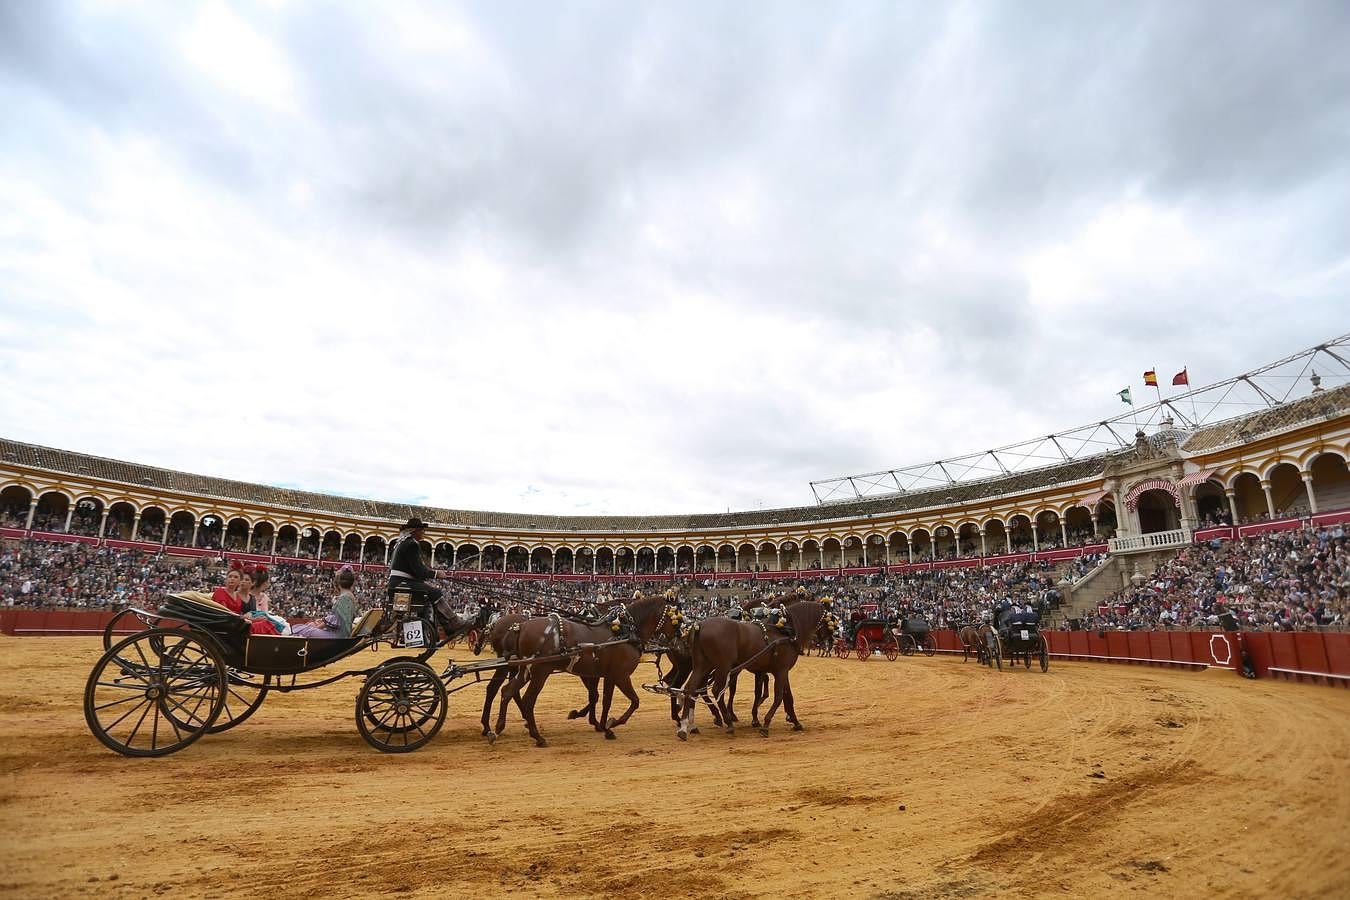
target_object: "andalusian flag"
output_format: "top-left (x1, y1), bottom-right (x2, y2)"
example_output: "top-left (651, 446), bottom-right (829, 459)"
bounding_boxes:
top-left (1118, 387), bottom-right (1133, 406)
top-left (1143, 369), bottom-right (1158, 387)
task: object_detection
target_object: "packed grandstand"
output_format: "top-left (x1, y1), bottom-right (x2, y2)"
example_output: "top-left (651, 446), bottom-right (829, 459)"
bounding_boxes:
top-left (0, 365), bottom-right (1347, 633)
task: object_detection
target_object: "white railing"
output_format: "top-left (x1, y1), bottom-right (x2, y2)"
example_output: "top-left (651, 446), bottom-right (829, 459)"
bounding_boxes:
top-left (1108, 528), bottom-right (1192, 554)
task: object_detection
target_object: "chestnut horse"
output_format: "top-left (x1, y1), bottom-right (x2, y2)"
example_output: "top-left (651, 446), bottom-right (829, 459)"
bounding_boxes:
top-left (958, 625), bottom-right (983, 662)
top-left (677, 599), bottom-right (826, 739)
top-left (494, 595), bottom-right (674, 746)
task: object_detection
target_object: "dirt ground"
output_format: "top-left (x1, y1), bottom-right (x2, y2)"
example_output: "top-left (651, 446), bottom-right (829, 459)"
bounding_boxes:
top-left (2, 637), bottom-right (1349, 899)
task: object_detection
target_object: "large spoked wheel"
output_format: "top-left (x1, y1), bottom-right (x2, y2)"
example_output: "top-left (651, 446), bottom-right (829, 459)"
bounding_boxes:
top-left (922, 634), bottom-right (936, 657)
top-left (987, 633), bottom-right (1002, 671)
top-left (85, 628), bottom-right (226, 757)
top-left (207, 671), bottom-right (270, 733)
top-left (356, 660), bottom-right (447, 753)
top-left (898, 634), bottom-right (916, 657)
top-left (854, 635), bottom-right (870, 661)
top-left (833, 639), bottom-right (848, 659)
top-left (465, 629), bottom-right (480, 654)
top-left (883, 636), bottom-right (900, 662)
top-left (1038, 635), bottom-right (1050, 672)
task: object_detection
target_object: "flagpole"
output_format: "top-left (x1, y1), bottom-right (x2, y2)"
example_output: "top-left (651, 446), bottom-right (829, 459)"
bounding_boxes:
top-left (1188, 368), bottom-right (1198, 425)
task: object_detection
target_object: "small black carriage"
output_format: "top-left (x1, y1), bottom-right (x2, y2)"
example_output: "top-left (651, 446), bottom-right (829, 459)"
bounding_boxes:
top-left (989, 618), bottom-right (1049, 672)
top-left (896, 618), bottom-right (937, 657)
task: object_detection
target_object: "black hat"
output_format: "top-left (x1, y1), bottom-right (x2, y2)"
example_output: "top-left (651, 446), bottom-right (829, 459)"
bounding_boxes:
top-left (402, 517), bottom-right (431, 531)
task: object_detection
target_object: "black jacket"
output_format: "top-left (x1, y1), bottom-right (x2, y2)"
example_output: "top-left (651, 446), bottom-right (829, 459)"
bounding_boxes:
top-left (389, 534), bottom-right (434, 581)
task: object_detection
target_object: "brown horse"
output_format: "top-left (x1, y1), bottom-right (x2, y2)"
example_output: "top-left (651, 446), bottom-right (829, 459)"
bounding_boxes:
top-left (958, 625), bottom-right (982, 662)
top-left (677, 599), bottom-right (826, 739)
top-left (494, 595), bottom-right (675, 746)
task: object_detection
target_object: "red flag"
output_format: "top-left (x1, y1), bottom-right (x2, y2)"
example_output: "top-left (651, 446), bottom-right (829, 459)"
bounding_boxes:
top-left (1172, 368), bottom-right (1189, 386)
top-left (1143, 369), bottom-right (1158, 387)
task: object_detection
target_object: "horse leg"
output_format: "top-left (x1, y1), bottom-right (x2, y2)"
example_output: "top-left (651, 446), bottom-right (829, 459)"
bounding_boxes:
top-left (608, 673), bottom-right (640, 730)
top-left (519, 669), bottom-right (551, 748)
top-left (759, 673), bottom-right (785, 736)
top-left (711, 671), bottom-right (735, 735)
top-left (726, 671), bottom-right (741, 724)
top-left (495, 666), bottom-right (524, 738)
top-left (568, 676), bottom-right (599, 723)
top-left (783, 673), bottom-right (803, 731)
top-left (599, 679), bottom-right (617, 737)
top-left (481, 667), bottom-right (506, 738)
top-left (677, 663), bottom-right (708, 741)
top-left (751, 672), bottom-right (768, 729)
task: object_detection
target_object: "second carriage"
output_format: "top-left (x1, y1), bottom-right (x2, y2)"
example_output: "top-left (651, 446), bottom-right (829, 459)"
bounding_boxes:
top-left (833, 616), bottom-right (936, 661)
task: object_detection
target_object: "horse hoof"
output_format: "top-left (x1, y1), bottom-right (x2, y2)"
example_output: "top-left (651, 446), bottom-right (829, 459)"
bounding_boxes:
top-left (606, 718), bottom-right (619, 730)
top-left (534, 738), bottom-right (548, 748)
top-left (751, 720), bottom-right (761, 729)
top-left (486, 732), bottom-right (497, 745)
top-left (758, 727), bottom-right (769, 738)
top-left (725, 727), bottom-right (735, 736)
top-left (567, 710), bottom-right (584, 720)
top-left (677, 730), bottom-right (688, 742)
top-left (604, 730), bottom-right (616, 740)
top-left (690, 726), bottom-right (700, 735)
top-left (792, 723), bottom-right (804, 732)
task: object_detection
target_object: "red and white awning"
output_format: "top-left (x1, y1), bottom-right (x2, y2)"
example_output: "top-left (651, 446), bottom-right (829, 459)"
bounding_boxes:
top-left (1176, 468), bottom-right (1219, 488)
top-left (1074, 489), bottom-right (1110, 509)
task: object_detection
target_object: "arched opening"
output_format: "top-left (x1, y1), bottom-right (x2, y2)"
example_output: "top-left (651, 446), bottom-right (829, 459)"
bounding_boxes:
top-left (531, 547), bottom-right (554, 573)
top-left (840, 537), bottom-right (864, 568)
top-left (1063, 506), bottom-right (1094, 543)
top-left (737, 542), bottom-right (756, 572)
top-left (457, 543), bottom-right (482, 569)
top-left (957, 523), bottom-right (980, 557)
top-left (863, 534), bottom-right (885, 566)
top-left (320, 530), bottom-right (342, 561)
top-left (596, 547), bottom-right (615, 575)
top-left (167, 511), bottom-right (195, 546)
top-left (250, 521), bottom-right (276, 554)
top-left (631, 547), bottom-right (652, 574)
top-left (1230, 472), bottom-right (1266, 522)
top-left (431, 542), bottom-right (452, 567)
top-left (931, 526), bottom-right (955, 560)
top-left (616, 548), bottom-right (636, 576)
top-left (1034, 510), bottom-right (1060, 549)
top-left (801, 539), bottom-right (821, 569)
top-left (1267, 462), bottom-right (1306, 517)
top-left (821, 538), bottom-right (843, 568)
top-left (139, 507), bottom-right (167, 543)
top-left (982, 519), bottom-right (1007, 554)
top-left (340, 534), bottom-right (362, 563)
top-left (555, 547), bottom-right (575, 574)
top-left (297, 527), bottom-right (321, 558)
top-left (1096, 501), bottom-right (1118, 537)
top-left (0, 485), bottom-right (33, 527)
top-left (694, 545), bottom-right (715, 574)
top-left (506, 547), bottom-right (529, 573)
top-left (416, 539), bottom-right (433, 562)
top-left (33, 491), bottom-right (70, 532)
top-left (481, 544), bottom-right (504, 571)
top-left (575, 547), bottom-right (594, 574)
top-left (1135, 489), bottom-right (1180, 534)
top-left (1191, 481), bottom-right (1227, 526)
top-left (716, 544), bottom-right (735, 573)
top-left (888, 531), bottom-right (910, 564)
top-left (70, 497), bottom-right (104, 537)
top-left (1309, 452), bottom-right (1350, 512)
top-left (106, 501), bottom-right (137, 539)
top-left (275, 525), bottom-right (299, 556)
top-left (224, 517), bottom-right (250, 551)
top-left (366, 536), bottom-right (388, 564)
top-left (779, 541), bottom-right (799, 570)
top-left (909, 529), bottom-right (932, 561)
top-left (675, 546), bottom-right (695, 574)
top-left (656, 546), bottom-right (675, 574)
top-left (1006, 516), bottom-right (1033, 553)
top-left (197, 514), bottom-right (224, 549)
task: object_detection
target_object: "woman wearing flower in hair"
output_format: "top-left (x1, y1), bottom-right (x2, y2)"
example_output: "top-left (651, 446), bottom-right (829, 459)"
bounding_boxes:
top-left (213, 561), bottom-right (280, 635)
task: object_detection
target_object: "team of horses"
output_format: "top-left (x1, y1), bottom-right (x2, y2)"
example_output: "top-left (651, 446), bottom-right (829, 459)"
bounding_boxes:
top-left (458, 588), bottom-right (836, 746)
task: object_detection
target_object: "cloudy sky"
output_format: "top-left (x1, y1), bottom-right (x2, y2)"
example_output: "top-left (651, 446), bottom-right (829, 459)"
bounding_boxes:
top-left (1, 1), bottom-right (1347, 515)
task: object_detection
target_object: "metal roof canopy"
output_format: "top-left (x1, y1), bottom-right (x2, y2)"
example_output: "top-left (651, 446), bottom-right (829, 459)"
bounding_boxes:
top-left (809, 333), bottom-right (1350, 505)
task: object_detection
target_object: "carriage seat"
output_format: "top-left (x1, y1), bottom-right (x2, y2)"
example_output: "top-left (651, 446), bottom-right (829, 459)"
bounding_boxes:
top-left (351, 608), bottom-right (384, 637)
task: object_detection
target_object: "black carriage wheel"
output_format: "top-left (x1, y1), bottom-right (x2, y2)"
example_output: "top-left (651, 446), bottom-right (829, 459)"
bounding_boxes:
top-left (84, 628), bottom-right (225, 757)
top-left (1039, 635), bottom-right (1050, 672)
top-left (921, 634), bottom-right (936, 657)
top-left (899, 634), bottom-right (916, 657)
top-left (990, 634), bottom-right (1002, 671)
top-left (884, 636), bottom-right (899, 662)
top-left (206, 672), bottom-right (270, 733)
top-left (356, 660), bottom-right (447, 753)
top-left (854, 635), bottom-right (869, 661)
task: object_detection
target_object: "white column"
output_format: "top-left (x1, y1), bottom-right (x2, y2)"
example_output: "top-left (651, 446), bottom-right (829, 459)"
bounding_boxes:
top-left (1030, 524), bottom-right (1038, 552)
top-left (315, 536), bottom-right (322, 560)
top-left (270, 531), bottom-right (278, 555)
top-left (979, 528), bottom-right (987, 556)
top-left (1060, 520), bottom-right (1068, 548)
top-left (776, 548), bottom-right (781, 570)
top-left (1260, 480), bottom-right (1276, 518)
top-left (25, 499), bottom-right (36, 530)
top-left (190, 520), bottom-right (200, 548)
top-left (1225, 490), bottom-right (1239, 524)
top-left (98, 509), bottom-right (109, 538)
top-left (1302, 473), bottom-right (1319, 514)
top-left (131, 513), bottom-right (141, 541)
top-left (906, 541), bottom-right (913, 564)
top-left (63, 506), bottom-right (74, 533)
top-left (450, 545), bottom-right (458, 570)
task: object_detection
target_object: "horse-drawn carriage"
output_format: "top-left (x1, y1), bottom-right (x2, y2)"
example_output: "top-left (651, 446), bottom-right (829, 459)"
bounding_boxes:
top-left (980, 619), bottom-right (1049, 672)
top-left (832, 616), bottom-right (936, 661)
top-left (83, 587), bottom-right (577, 757)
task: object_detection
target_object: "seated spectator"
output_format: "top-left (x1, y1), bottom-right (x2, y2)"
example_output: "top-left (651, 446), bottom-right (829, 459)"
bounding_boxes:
top-left (292, 568), bottom-right (359, 638)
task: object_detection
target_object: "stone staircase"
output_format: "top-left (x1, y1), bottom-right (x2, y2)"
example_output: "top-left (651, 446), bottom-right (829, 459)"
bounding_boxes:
top-left (1058, 548), bottom-right (1185, 624)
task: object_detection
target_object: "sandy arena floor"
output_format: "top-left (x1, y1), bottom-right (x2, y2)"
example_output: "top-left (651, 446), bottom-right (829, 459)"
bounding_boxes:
top-left (1, 636), bottom-right (1348, 899)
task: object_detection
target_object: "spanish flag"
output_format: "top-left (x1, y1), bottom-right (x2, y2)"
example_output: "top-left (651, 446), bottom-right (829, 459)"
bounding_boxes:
top-left (1143, 369), bottom-right (1158, 387)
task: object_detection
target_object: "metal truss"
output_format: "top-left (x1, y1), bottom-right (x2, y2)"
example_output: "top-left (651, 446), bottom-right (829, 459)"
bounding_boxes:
top-left (809, 333), bottom-right (1350, 505)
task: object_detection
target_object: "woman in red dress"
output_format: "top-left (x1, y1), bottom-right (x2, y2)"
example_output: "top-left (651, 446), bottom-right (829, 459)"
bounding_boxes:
top-left (213, 562), bottom-right (278, 634)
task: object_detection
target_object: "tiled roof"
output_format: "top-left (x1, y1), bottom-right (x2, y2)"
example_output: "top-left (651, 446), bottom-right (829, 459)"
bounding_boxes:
top-left (1180, 384), bottom-right (1350, 453)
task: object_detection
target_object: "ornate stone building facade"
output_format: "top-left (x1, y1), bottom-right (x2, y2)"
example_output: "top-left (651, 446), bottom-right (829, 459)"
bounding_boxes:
top-left (2, 387), bottom-right (1347, 575)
